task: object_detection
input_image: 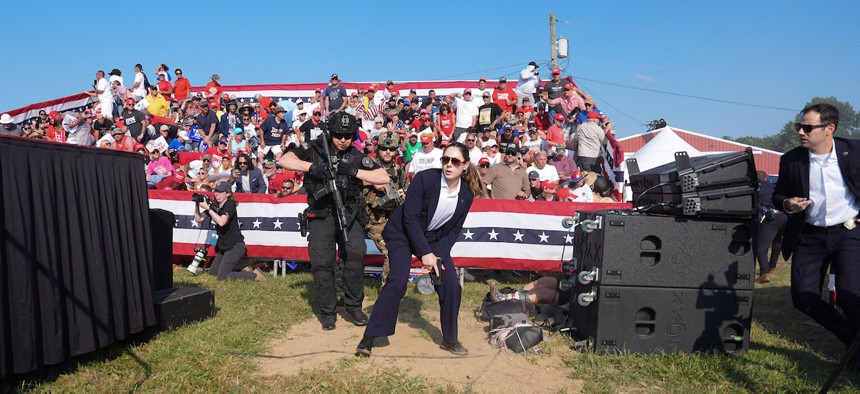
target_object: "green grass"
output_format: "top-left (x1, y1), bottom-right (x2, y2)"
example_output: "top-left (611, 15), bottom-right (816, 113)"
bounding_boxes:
top-left (2, 264), bottom-right (860, 393)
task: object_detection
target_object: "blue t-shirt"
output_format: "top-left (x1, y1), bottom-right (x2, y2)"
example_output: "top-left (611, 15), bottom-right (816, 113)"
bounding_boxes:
top-left (322, 84), bottom-right (347, 112)
top-left (260, 116), bottom-right (290, 146)
top-left (168, 138), bottom-right (187, 152)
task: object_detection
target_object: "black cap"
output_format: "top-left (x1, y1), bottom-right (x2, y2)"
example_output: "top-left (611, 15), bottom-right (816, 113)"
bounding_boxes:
top-left (215, 182), bottom-right (232, 192)
top-left (499, 76), bottom-right (507, 83)
top-left (528, 61), bottom-right (538, 68)
top-left (330, 73), bottom-right (339, 80)
top-left (528, 171), bottom-right (540, 180)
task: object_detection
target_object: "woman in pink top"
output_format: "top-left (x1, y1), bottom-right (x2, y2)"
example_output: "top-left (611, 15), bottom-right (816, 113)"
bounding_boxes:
top-left (146, 147), bottom-right (174, 188)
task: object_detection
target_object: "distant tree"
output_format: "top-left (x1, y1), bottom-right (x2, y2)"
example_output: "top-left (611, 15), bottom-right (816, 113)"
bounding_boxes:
top-left (726, 96), bottom-right (858, 152)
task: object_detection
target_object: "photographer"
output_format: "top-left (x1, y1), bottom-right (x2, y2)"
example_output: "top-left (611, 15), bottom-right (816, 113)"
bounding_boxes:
top-left (193, 182), bottom-right (266, 282)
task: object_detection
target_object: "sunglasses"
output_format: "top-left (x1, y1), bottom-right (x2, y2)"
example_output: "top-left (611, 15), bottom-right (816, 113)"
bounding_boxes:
top-left (238, 161), bottom-right (249, 165)
top-left (203, 159), bottom-right (211, 162)
top-left (466, 139), bottom-right (476, 142)
top-left (332, 133), bottom-right (353, 140)
top-left (441, 156), bottom-right (465, 166)
top-left (795, 123), bottom-right (830, 133)
top-left (480, 164), bottom-right (490, 168)
top-left (378, 146), bottom-right (396, 152)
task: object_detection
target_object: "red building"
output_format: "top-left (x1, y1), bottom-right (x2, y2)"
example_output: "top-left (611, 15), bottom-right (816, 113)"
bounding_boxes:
top-left (617, 127), bottom-right (783, 175)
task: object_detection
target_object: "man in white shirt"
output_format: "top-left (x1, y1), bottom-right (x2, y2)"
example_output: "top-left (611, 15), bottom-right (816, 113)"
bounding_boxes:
top-left (408, 132), bottom-right (443, 175)
top-left (526, 151), bottom-right (560, 182)
top-left (132, 63), bottom-right (147, 100)
top-left (448, 89), bottom-right (478, 143)
top-left (516, 61), bottom-right (540, 106)
top-left (473, 78), bottom-right (492, 103)
top-left (773, 103), bottom-right (860, 363)
top-left (85, 70), bottom-right (114, 120)
top-left (462, 131), bottom-right (483, 164)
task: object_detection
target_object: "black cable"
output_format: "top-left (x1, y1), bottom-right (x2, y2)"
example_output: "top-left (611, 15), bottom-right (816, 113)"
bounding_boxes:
top-left (633, 181), bottom-right (674, 209)
top-left (571, 75), bottom-right (798, 112)
top-left (576, 80), bottom-right (645, 125)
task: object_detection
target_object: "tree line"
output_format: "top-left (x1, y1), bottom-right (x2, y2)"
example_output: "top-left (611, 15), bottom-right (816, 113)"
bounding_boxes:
top-left (725, 97), bottom-right (859, 153)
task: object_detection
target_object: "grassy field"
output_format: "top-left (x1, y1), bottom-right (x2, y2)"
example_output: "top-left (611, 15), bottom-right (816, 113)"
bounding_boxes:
top-left (2, 263), bottom-right (859, 393)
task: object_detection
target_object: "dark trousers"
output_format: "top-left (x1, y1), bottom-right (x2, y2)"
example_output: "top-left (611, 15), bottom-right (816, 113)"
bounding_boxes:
top-left (575, 155), bottom-right (600, 173)
top-left (756, 212), bottom-right (788, 274)
top-left (307, 216), bottom-right (366, 317)
top-left (363, 244), bottom-right (462, 343)
top-left (208, 242), bottom-right (254, 281)
top-left (791, 225), bottom-right (860, 345)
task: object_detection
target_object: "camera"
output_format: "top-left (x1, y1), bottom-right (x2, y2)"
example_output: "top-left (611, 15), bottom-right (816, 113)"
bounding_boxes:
top-left (192, 193), bottom-right (210, 205)
top-left (187, 246), bottom-right (207, 275)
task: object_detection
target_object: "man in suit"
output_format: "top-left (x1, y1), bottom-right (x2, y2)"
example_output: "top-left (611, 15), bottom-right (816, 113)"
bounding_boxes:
top-left (232, 153), bottom-right (267, 194)
top-left (773, 103), bottom-right (860, 355)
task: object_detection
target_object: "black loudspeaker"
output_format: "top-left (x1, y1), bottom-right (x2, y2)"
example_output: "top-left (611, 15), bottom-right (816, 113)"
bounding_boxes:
top-left (149, 209), bottom-right (175, 292)
top-left (568, 285), bottom-right (752, 354)
top-left (572, 210), bottom-right (755, 290)
top-left (627, 148), bottom-right (758, 219)
top-left (152, 287), bottom-right (215, 331)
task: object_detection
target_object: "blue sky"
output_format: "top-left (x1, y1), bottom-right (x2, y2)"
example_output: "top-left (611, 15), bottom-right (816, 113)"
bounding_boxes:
top-left (1, 1), bottom-right (858, 139)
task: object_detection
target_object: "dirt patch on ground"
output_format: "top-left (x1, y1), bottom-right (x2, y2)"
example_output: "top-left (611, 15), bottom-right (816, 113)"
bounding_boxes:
top-left (258, 299), bottom-right (582, 393)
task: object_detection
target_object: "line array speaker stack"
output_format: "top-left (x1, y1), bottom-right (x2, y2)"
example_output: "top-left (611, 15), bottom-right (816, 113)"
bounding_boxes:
top-left (567, 149), bottom-right (759, 354)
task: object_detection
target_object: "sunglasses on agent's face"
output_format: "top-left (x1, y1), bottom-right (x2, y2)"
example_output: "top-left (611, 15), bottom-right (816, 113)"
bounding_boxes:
top-left (378, 146), bottom-right (396, 152)
top-left (440, 156), bottom-right (465, 166)
top-left (480, 163), bottom-right (490, 168)
top-left (795, 123), bottom-right (830, 134)
top-left (332, 133), bottom-right (353, 140)
top-left (238, 160), bottom-right (249, 166)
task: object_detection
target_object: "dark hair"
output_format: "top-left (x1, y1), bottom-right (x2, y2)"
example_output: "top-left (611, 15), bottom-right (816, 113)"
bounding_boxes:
top-left (175, 68), bottom-right (183, 74)
top-left (801, 103), bottom-right (839, 130)
top-left (97, 70), bottom-right (105, 77)
top-left (445, 142), bottom-right (485, 197)
top-left (160, 64), bottom-right (169, 72)
top-left (756, 170), bottom-right (768, 182)
top-left (235, 153), bottom-right (252, 168)
top-left (135, 63), bottom-right (143, 70)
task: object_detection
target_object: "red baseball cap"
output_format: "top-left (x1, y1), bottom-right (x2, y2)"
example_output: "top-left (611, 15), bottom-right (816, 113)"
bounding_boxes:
top-left (479, 77), bottom-right (487, 82)
top-left (587, 111), bottom-right (603, 119)
top-left (464, 88), bottom-right (472, 94)
top-left (556, 187), bottom-right (571, 199)
top-left (420, 133), bottom-right (433, 143)
top-left (564, 83), bottom-right (574, 90)
top-left (554, 113), bottom-right (565, 121)
top-left (571, 170), bottom-right (587, 182)
top-left (125, 98), bottom-right (136, 105)
top-left (478, 157), bottom-right (490, 165)
top-left (552, 68), bottom-right (561, 75)
top-left (541, 181), bottom-right (558, 190)
top-left (367, 85), bottom-right (376, 92)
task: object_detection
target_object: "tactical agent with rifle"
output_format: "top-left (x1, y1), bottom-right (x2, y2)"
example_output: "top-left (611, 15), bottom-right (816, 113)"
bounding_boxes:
top-left (278, 112), bottom-right (390, 331)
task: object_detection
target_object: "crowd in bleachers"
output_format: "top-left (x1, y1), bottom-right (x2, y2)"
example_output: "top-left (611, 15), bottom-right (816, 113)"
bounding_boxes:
top-left (0, 62), bottom-right (619, 202)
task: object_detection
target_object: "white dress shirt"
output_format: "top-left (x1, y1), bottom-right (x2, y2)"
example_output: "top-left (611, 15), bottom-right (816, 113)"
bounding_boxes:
top-left (427, 173), bottom-right (460, 231)
top-left (806, 143), bottom-right (860, 226)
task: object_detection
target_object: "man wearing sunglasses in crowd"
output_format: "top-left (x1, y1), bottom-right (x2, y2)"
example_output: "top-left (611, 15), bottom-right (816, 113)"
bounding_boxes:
top-left (279, 113), bottom-right (390, 331)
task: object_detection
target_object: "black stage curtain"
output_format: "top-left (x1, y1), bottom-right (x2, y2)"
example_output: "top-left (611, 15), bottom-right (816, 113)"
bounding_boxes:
top-left (0, 137), bottom-right (156, 379)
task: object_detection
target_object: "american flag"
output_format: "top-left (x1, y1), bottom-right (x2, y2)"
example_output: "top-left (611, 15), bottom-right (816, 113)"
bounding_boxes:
top-left (149, 190), bottom-right (630, 271)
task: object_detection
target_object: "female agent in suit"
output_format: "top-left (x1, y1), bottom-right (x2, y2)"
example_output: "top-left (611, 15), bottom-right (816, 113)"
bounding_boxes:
top-left (355, 142), bottom-right (485, 357)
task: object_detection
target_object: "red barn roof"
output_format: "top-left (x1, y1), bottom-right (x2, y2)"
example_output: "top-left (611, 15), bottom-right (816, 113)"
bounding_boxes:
top-left (618, 127), bottom-right (783, 175)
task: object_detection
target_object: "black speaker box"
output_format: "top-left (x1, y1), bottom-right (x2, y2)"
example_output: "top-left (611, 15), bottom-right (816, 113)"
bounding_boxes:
top-left (628, 148), bottom-right (758, 196)
top-left (632, 184), bottom-right (759, 219)
top-left (152, 287), bottom-right (215, 331)
top-left (568, 285), bottom-right (752, 354)
top-left (573, 210), bottom-right (755, 290)
top-left (149, 209), bottom-right (175, 292)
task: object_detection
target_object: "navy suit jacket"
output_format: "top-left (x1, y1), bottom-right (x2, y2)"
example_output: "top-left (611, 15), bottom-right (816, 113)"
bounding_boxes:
top-left (234, 167), bottom-right (267, 194)
top-left (773, 137), bottom-right (860, 258)
top-left (382, 169), bottom-right (474, 260)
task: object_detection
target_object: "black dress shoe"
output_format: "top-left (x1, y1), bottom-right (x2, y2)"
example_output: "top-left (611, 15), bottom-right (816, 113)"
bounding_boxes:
top-left (355, 336), bottom-right (374, 357)
top-left (347, 308), bottom-right (369, 326)
top-left (440, 340), bottom-right (468, 356)
top-left (320, 316), bottom-right (336, 331)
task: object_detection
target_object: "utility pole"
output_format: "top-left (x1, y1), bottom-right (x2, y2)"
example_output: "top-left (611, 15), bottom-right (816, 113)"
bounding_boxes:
top-left (550, 14), bottom-right (557, 69)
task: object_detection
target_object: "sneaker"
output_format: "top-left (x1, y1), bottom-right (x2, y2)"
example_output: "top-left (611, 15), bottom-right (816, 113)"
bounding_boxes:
top-left (347, 308), bottom-right (369, 326)
top-left (253, 268), bottom-right (268, 283)
top-left (440, 340), bottom-right (468, 356)
top-left (755, 273), bottom-right (771, 284)
top-left (355, 336), bottom-right (374, 357)
top-left (320, 316), bottom-right (336, 331)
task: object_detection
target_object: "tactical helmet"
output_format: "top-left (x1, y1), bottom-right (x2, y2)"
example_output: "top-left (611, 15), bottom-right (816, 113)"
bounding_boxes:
top-left (377, 131), bottom-right (400, 149)
top-left (328, 112), bottom-right (358, 136)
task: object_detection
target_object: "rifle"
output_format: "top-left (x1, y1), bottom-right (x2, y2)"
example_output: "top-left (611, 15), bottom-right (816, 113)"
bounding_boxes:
top-left (312, 131), bottom-right (351, 243)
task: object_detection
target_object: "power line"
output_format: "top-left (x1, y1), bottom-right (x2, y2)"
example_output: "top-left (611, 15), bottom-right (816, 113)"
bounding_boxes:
top-left (577, 80), bottom-right (645, 125)
top-left (572, 75), bottom-right (798, 112)
top-left (430, 62), bottom-right (525, 80)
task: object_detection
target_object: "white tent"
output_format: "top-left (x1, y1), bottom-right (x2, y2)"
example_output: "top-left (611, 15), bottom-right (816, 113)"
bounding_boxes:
top-left (626, 126), bottom-right (704, 172)
top-left (620, 126), bottom-right (704, 202)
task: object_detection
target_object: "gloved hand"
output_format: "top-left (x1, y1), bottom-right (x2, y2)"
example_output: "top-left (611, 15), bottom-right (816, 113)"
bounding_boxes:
top-left (308, 163), bottom-right (326, 179)
top-left (337, 160), bottom-right (359, 178)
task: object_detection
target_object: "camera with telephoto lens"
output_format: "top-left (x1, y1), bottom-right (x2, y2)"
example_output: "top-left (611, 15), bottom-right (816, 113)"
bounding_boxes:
top-left (192, 193), bottom-right (210, 205)
top-left (187, 246), bottom-right (207, 275)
